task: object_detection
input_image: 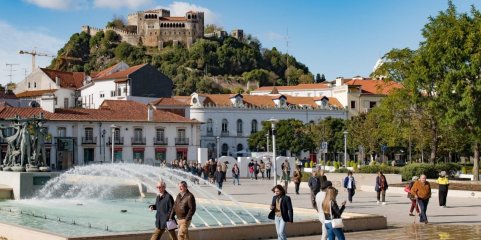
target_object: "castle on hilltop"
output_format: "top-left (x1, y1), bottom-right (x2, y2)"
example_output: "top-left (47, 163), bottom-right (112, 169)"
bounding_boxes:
top-left (82, 9), bottom-right (205, 49)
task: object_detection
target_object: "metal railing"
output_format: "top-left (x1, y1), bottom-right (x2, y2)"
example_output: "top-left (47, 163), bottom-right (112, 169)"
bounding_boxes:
top-left (175, 137), bottom-right (189, 145)
top-left (153, 137), bottom-right (168, 145)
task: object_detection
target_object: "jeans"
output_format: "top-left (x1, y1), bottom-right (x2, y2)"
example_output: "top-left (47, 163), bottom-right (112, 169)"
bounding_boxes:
top-left (438, 184), bottom-right (448, 206)
top-left (417, 198), bottom-right (429, 223)
top-left (376, 190), bottom-right (386, 202)
top-left (347, 188), bottom-right (355, 202)
top-left (295, 183), bottom-right (300, 194)
top-left (274, 216), bottom-right (287, 240)
top-left (233, 175), bottom-right (240, 185)
top-left (266, 169), bottom-right (271, 179)
top-left (216, 181), bottom-right (223, 195)
top-left (325, 222), bottom-right (345, 240)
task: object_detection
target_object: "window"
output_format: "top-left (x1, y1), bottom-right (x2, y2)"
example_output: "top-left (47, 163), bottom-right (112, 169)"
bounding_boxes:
top-left (134, 128), bottom-right (143, 141)
top-left (156, 128), bottom-right (165, 140)
top-left (237, 119), bottom-right (243, 134)
top-left (350, 101), bottom-right (356, 109)
top-left (114, 128), bottom-right (121, 141)
top-left (155, 150), bottom-right (166, 161)
top-left (28, 82), bottom-right (31, 88)
top-left (57, 127), bottom-right (66, 137)
top-left (221, 119), bottom-right (228, 133)
top-left (369, 101), bottom-right (377, 108)
top-left (64, 98), bottom-right (69, 108)
top-left (206, 119), bottom-right (213, 134)
top-left (237, 144), bottom-right (243, 151)
top-left (177, 129), bottom-right (186, 139)
top-left (222, 143), bottom-right (229, 156)
top-left (251, 119), bottom-right (258, 133)
top-left (34, 82), bottom-right (37, 88)
top-left (100, 92), bottom-right (105, 98)
top-left (84, 127), bottom-right (93, 141)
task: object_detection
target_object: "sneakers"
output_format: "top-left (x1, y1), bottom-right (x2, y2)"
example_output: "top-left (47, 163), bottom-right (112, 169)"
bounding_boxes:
top-left (382, 202), bottom-right (387, 205)
top-left (409, 213), bottom-right (415, 216)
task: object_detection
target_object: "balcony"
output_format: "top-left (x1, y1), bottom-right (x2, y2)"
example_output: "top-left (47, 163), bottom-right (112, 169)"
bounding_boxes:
top-left (220, 130), bottom-right (229, 137)
top-left (153, 137), bottom-right (168, 145)
top-left (206, 131), bottom-right (214, 136)
top-left (131, 137), bottom-right (146, 145)
top-left (81, 137), bottom-right (97, 145)
top-left (175, 137), bottom-right (189, 145)
top-left (108, 137), bottom-right (124, 145)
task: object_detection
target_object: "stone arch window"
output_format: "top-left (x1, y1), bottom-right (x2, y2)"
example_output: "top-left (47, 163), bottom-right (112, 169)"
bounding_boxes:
top-left (182, 23), bottom-right (185, 28)
top-left (237, 143), bottom-right (243, 152)
top-left (206, 118), bottom-right (213, 135)
top-left (236, 119), bottom-right (243, 134)
top-left (188, 14), bottom-right (191, 19)
top-left (251, 119), bottom-right (258, 133)
top-left (221, 119), bottom-right (228, 134)
top-left (222, 143), bottom-right (229, 156)
top-left (160, 23), bottom-right (164, 27)
top-left (193, 14), bottom-right (197, 19)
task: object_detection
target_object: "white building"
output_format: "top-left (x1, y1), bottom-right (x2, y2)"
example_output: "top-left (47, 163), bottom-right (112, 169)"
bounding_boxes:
top-left (0, 100), bottom-right (201, 170)
top-left (14, 68), bottom-right (85, 108)
top-left (251, 76), bottom-right (402, 117)
top-left (153, 93), bottom-right (346, 160)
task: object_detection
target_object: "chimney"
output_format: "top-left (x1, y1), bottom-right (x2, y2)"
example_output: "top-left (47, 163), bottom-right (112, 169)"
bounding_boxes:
top-left (41, 93), bottom-right (56, 113)
top-left (55, 76), bottom-right (60, 86)
top-left (335, 77), bottom-right (344, 87)
top-left (147, 104), bottom-right (154, 121)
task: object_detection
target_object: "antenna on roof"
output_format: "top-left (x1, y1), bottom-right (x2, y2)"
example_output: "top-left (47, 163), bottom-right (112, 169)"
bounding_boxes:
top-left (5, 63), bottom-right (19, 85)
top-left (286, 28), bottom-right (289, 86)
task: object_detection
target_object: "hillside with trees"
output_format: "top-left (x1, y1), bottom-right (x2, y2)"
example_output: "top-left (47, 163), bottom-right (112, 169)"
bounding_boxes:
top-left (49, 22), bottom-right (316, 95)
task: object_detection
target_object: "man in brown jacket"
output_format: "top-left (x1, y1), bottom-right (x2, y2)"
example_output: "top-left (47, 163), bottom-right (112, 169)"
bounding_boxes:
top-left (170, 181), bottom-right (196, 240)
top-left (410, 174), bottom-right (431, 224)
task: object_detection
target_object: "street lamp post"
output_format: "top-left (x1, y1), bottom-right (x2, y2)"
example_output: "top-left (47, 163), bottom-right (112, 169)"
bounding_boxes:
top-left (268, 118), bottom-right (279, 185)
top-left (343, 131), bottom-right (348, 168)
top-left (102, 129), bottom-right (106, 163)
top-left (266, 132), bottom-right (270, 152)
top-left (110, 124), bottom-right (117, 164)
top-left (216, 136), bottom-right (220, 160)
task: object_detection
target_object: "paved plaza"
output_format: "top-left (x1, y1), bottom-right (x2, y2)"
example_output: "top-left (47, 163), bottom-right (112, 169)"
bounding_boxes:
top-left (194, 177), bottom-right (481, 239)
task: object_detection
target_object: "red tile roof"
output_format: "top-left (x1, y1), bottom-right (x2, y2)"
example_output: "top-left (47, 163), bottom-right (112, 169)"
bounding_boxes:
top-left (91, 62), bottom-right (126, 79)
top-left (345, 79), bottom-right (402, 95)
top-left (15, 89), bottom-right (57, 98)
top-left (0, 100), bottom-right (199, 123)
top-left (254, 83), bottom-right (329, 92)
top-left (40, 68), bottom-right (84, 89)
top-left (93, 64), bottom-right (146, 81)
top-left (0, 90), bottom-right (17, 99)
top-left (151, 98), bottom-right (190, 106)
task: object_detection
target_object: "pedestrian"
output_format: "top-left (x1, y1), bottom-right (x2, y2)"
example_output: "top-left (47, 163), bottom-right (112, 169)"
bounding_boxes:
top-left (322, 187), bottom-right (346, 240)
top-left (315, 181), bottom-right (333, 240)
top-left (343, 171), bottom-right (356, 203)
top-left (209, 160), bottom-right (216, 183)
top-left (170, 181), bottom-right (196, 240)
top-left (375, 171), bottom-right (388, 205)
top-left (407, 176), bottom-right (420, 216)
top-left (149, 180), bottom-right (177, 240)
top-left (265, 159), bottom-right (272, 180)
top-left (202, 162), bottom-right (209, 183)
top-left (248, 160), bottom-right (255, 179)
top-left (221, 161), bottom-right (228, 182)
top-left (317, 169), bottom-right (327, 189)
top-left (254, 160), bottom-right (260, 180)
top-left (281, 167), bottom-right (290, 193)
top-left (284, 159), bottom-right (291, 176)
top-left (214, 165), bottom-right (224, 195)
top-left (292, 166), bottom-right (302, 195)
top-left (308, 171), bottom-right (321, 209)
top-left (232, 163), bottom-right (240, 185)
top-left (260, 160), bottom-right (266, 179)
top-left (268, 184), bottom-right (293, 240)
top-left (437, 171), bottom-right (449, 207)
top-left (411, 174), bottom-right (431, 224)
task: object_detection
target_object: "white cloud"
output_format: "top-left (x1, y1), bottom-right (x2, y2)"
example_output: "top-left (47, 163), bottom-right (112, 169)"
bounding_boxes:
top-left (23, 0), bottom-right (89, 10)
top-left (156, 1), bottom-right (219, 25)
top-left (93, 0), bottom-right (153, 9)
top-left (0, 21), bottom-right (64, 86)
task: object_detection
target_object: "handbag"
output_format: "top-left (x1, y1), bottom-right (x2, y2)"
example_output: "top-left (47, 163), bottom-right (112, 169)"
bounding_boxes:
top-left (330, 201), bottom-right (344, 228)
top-left (166, 219), bottom-right (177, 230)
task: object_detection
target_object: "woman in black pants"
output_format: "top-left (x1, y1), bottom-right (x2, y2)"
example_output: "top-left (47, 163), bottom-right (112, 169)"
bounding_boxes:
top-left (436, 171), bottom-right (449, 207)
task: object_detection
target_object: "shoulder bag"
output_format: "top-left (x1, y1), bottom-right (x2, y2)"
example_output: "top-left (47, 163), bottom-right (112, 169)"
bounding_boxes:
top-left (330, 201), bottom-right (344, 228)
top-left (166, 219), bottom-right (177, 230)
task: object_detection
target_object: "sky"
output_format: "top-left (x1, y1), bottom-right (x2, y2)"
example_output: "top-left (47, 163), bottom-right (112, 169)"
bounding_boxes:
top-left (1, 0), bottom-right (481, 86)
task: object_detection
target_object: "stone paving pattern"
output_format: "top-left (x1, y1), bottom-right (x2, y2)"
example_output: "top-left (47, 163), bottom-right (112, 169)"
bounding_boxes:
top-left (191, 176), bottom-right (481, 239)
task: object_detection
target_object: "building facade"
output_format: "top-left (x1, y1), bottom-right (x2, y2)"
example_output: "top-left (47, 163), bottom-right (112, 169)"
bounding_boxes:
top-left (0, 100), bottom-right (201, 170)
top-left (251, 77), bottom-right (402, 117)
top-left (153, 93), bottom-right (346, 160)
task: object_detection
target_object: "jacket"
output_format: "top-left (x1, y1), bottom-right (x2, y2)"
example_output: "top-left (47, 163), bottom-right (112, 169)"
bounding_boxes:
top-left (324, 200), bottom-right (345, 220)
top-left (150, 191), bottom-right (174, 229)
top-left (268, 195), bottom-right (294, 223)
top-left (410, 181), bottom-right (431, 200)
top-left (170, 190), bottom-right (196, 221)
top-left (375, 175), bottom-right (389, 192)
top-left (214, 170), bottom-right (224, 183)
top-left (308, 176), bottom-right (320, 194)
top-left (343, 176), bottom-right (356, 189)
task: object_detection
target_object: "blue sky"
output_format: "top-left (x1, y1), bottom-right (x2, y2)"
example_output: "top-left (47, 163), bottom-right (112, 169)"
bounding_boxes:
top-left (1, 0), bottom-right (481, 86)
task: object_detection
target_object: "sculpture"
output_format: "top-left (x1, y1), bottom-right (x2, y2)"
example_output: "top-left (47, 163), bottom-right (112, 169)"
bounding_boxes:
top-left (0, 115), bottom-right (50, 172)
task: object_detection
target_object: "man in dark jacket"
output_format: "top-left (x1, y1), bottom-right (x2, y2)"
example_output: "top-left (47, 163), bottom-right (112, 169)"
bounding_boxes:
top-left (308, 171), bottom-right (321, 209)
top-left (170, 181), bottom-right (196, 240)
top-left (149, 180), bottom-right (177, 240)
top-left (214, 165), bottom-right (224, 195)
top-left (268, 184), bottom-right (293, 240)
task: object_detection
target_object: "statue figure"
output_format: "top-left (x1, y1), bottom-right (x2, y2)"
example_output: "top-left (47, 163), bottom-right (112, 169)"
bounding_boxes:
top-left (0, 124), bottom-right (21, 169)
top-left (17, 122), bottom-right (32, 167)
top-left (35, 124), bottom-right (48, 167)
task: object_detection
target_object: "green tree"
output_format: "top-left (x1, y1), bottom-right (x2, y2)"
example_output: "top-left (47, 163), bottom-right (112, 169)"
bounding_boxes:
top-left (204, 24), bottom-right (223, 34)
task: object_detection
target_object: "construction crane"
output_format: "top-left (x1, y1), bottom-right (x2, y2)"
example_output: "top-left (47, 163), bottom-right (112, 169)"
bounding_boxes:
top-left (18, 48), bottom-right (55, 71)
